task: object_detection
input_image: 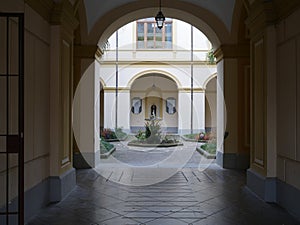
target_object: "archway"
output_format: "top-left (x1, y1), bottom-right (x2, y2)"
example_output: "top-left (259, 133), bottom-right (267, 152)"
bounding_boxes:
top-left (73, 0), bottom-right (250, 171)
top-left (204, 74), bottom-right (217, 133)
top-left (130, 73), bottom-right (179, 133)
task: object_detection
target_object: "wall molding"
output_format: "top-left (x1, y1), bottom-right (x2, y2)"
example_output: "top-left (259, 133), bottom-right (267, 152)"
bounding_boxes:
top-left (214, 44), bottom-right (250, 63)
top-left (25, 0), bottom-right (54, 22)
top-left (74, 44), bottom-right (99, 58)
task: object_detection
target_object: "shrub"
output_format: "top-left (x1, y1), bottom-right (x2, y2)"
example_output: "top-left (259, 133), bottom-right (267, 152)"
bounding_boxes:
top-left (201, 142), bottom-right (216, 154)
top-left (135, 130), bottom-right (146, 141)
top-left (100, 138), bottom-right (114, 154)
top-left (101, 127), bottom-right (127, 140)
top-left (145, 120), bottom-right (161, 144)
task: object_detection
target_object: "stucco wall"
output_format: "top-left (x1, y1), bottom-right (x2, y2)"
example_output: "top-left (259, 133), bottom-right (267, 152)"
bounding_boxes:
top-left (276, 7), bottom-right (300, 191)
top-left (0, 1), bottom-right (50, 206)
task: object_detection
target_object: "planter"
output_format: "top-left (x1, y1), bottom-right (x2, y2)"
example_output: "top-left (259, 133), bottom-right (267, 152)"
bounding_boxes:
top-left (181, 135), bottom-right (208, 143)
top-left (196, 147), bottom-right (216, 159)
top-left (102, 135), bottom-right (128, 142)
top-left (128, 141), bottom-right (183, 147)
top-left (100, 147), bottom-right (116, 159)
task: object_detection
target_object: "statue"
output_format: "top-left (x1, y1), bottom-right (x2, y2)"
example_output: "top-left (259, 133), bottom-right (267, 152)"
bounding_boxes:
top-left (151, 104), bottom-right (157, 117)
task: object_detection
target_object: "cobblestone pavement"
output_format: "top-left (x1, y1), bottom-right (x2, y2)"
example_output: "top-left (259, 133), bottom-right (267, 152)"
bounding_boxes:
top-left (28, 142), bottom-right (300, 225)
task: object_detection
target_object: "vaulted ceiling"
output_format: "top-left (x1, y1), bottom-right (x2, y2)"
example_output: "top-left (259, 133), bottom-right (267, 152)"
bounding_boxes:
top-left (74, 0), bottom-right (251, 48)
top-left (83, 0), bottom-right (236, 33)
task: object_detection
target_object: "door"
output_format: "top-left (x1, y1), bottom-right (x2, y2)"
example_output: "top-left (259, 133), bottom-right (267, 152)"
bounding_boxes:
top-left (0, 13), bottom-right (24, 225)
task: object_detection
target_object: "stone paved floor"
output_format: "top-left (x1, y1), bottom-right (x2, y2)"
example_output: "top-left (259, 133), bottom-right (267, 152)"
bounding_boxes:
top-left (27, 143), bottom-right (300, 225)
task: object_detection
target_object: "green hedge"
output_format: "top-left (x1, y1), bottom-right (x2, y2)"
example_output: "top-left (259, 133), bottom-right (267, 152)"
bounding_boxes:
top-left (201, 143), bottom-right (216, 154)
top-left (100, 138), bottom-right (114, 154)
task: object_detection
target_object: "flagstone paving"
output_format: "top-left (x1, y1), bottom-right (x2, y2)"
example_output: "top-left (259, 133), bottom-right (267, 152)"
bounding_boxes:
top-left (27, 143), bottom-right (300, 225)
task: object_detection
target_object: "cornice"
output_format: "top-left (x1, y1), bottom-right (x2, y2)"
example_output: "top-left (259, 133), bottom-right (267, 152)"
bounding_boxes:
top-left (25, 0), bottom-right (54, 22)
top-left (98, 60), bottom-right (216, 66)
top-left (103, 87), bottom-right (130, 92)
top-left (74, 45), bottom-right (98, 58)
top-left (26, 0), bottom-right (79, 34)
top-left (106, 87), bottom-right (205, 93)
top-left (51, 0), bottom-right (79, 33)
top-left (245, 0), bottom-right (276, 37)
top-left (178, 87), bottom-right (204, 93)
top-left (214, 44), bottom-right (250, 62)
top-left (274, 0), bottom-right (300, 21)
top-left (245, 0), bottom-right (300, 38)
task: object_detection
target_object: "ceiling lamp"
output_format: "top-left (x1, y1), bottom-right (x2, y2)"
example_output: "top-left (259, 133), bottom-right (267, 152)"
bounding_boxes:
top-left (155, 0), bottom-right (165, 29)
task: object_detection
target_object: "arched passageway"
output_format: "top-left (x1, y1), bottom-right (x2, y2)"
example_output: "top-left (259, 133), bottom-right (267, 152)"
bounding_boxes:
top-left (73, 0), bottom-right (250, 171)
top-left (2, 0), bottom-right (299, 224)
top-left (130, 73), bottom-right (179, 133)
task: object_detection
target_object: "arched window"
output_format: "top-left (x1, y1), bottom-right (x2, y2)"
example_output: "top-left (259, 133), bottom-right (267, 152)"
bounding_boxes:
top-left (166, 98), bottom-right (176, 114)
top-left (131, 98), bottom-right (142, 114)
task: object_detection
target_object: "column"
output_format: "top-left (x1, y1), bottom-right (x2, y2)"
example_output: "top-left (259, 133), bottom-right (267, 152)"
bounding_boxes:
top-left (103, 88), bottom-right (130, 132)
top-left (118, 89), bottom-right (130, 133)
top-left (178, 89), bottom-right (191, 134)
top-left (214, 44), bottom-right (250, 170)
top-left (103, 89), bottom-right (116, 129)
top-left (193, 89), bottom-right (205, 133)
top-left (245, 0), bottom-right (277, 202)
top-left (49, 0), bottom-right (78, 201)
top-left (73, 58), bottom-right (101, 168)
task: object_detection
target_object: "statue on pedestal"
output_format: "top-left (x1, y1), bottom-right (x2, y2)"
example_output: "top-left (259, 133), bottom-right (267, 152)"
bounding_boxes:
top-left (151, 104), bottom-right (157, 118)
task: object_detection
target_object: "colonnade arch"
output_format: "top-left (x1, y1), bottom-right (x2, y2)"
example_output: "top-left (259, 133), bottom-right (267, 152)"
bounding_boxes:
top-left (73, 0), bottom-right (251, 171)
top-left (129, 72), bottom-right (179, 133)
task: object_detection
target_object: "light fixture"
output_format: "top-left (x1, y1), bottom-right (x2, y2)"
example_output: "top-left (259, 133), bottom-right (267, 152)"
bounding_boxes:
top-left (155, 0), bottom-right (165, 29)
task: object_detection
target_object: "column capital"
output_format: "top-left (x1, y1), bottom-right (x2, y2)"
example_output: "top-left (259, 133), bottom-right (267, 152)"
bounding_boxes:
top-left (245, 0), bottom-right (276, 38)
top-left (74, 45), bottom-right (102, 59)
top-left (50, 0), bottom-right (79, 35)
top-left (103, 87), bottom-right (130, 93)
top-left (274, 0), bottom-right (300, 20)
top-left (178, 87), bottom-right (204, 93)
top-left (214, 44), bottom-right (250, 63)
top-left (25, 0), bottom-right (54, 22)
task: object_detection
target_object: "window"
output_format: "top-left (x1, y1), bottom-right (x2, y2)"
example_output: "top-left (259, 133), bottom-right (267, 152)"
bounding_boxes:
top-left (137, 19), bottom-right (172, 49)
top-left (131, 98), bottom-right (142, 114)
top-left (166, 98), bottom-right (176, 114)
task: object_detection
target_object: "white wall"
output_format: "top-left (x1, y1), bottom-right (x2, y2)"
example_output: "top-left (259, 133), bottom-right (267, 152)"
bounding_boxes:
top-left (100, 64), bottom-right (216, 89)
top-left (205, 77), bottom-right (217, 130)
top-left (106, 19), bottom-right (212, 50)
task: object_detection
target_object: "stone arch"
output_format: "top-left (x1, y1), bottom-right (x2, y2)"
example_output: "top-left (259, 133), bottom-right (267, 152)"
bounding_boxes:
top-left (127, 69), bottom-right (181, 89)
top-left (73, 0), bottom-right (251, 170)
top-left (129, 72), bottom-right (179, 133)
top-left (203, 73), bottom-right (217, 89)
top-left (76, 0), bottom-right (232, 49)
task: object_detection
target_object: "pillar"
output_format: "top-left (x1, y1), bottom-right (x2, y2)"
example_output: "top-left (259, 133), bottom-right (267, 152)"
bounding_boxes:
top-left (103, 87), bottom-right (130, 132)
top-left (178, 89), bottom-right (191, 134)
top-left (178, 88), bottom-right (205, 134)
top-left (245, 0), bottom-right (277, 202)
top-left (215, 44), bottom-right (250, 170)
top-left (193, 90), bottom-right (205, 133)
top-left (49, 0), bottom-right (78, 201)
